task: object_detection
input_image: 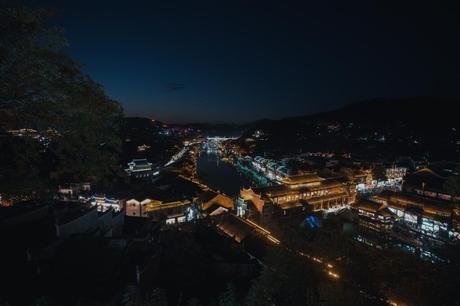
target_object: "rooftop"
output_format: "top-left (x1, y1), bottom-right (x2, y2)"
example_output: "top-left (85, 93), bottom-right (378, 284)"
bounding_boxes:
top-left (202, 193), bottom-right (234, 211)
top-left (307, 192), bottom-right (349, 204)
top-left (278, 200), bottom-right (304, 210)
top-left (56, 205), bottom-right (97, 225)
top-left (282, 173), bottom-right (322, 185)
top-left (144, 199), bottom-right (191, 212)
top-left (375, 191), bottom-right (453, 217)
top-left (126, 158), bottom-right (153, 171)
top-left (254, 178), bottom-right (347, 198)
top-left (216, 215), bottom-right (254, 243)
top-left (353, 199), bottom-right (384, 213)
top-left (403, 167), bottom-right (450, 192)
top-left (130, 158), bottom-right (152, 165)
top-left (353, 199), bottom-right (397, 218)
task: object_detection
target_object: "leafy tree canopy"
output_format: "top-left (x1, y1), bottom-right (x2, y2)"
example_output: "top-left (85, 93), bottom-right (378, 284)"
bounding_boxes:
top-left (0, 7), bottom-right (124, 197)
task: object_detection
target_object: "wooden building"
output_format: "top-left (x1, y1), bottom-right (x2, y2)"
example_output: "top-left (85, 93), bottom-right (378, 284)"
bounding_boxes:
top-left (238, 173), bottom-right (356, 223)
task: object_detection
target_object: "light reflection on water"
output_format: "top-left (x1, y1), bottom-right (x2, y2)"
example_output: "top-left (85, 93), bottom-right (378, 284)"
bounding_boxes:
top-left (196, 151), bottom-right (254, 197)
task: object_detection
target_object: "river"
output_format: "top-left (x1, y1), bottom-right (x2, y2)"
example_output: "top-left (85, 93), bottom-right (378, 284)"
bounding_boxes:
top-left (196, 151), bottom-right (254, 197)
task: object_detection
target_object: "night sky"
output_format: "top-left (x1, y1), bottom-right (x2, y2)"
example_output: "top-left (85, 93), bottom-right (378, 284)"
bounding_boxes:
top-left (24, 1), bottom-right (460, 123)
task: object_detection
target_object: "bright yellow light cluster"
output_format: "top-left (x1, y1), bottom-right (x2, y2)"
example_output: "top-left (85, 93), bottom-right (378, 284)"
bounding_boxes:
top-left (328, 271), bottom-right (340, 279)
top-left (267, 235), bottom-right (281, 245)
top-left (312, 257), bottom-right (323, 263)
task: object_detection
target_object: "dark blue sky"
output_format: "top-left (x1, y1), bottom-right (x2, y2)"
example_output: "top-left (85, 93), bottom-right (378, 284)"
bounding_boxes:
top-left (25, 0), bottom-right (460, 123)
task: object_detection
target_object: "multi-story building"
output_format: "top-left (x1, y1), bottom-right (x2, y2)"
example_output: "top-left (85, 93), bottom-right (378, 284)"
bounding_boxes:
top-left (238, 173), bottom-right (356, 223)
top-left (403, 167), bottom-right (459, 202)
top-left (352, 199), bottom-right (396, 234)
top-left (90, 195), bottom-right (124, 212)
top-left (385, 166), bottom-right (407, 183)
top-left (195, 190), bottom-right (234, 217)
top-left (57, 183), bottom-right (91, 200)
top-left (125, 194), bottom-right (167, 218)
top-left (373, 190), bottom-right (459, 241)
top-left (353, 169), bottom-right (373, 190)
top-left (125, 159), bottom-right (154, 180)
top-left (145, 199), bottom-right (193, 224)
top-left (350, 165), bottom-right (406, 192)
top-left (125, 193), bottom-right (193, 224)
top-left (251, 156), bottom-right (296, 182)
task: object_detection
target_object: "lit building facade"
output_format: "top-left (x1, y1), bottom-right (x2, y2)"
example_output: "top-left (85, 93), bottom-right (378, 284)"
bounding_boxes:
top-left (353, 169), bottom-right (374, 191)
top-left (352, 199), bottom-right (396, 234)
top-left (57, 183), bottom-right (91, 200)
top-left (90, 195), bottom-right (124, 212)
top-left (238, 173), bottom-right (356, 223)
top-left (125, 196), bottom-right (193, 225)
top-left (373, 191), bottom-right (460, 241)
top-left (251, 156), bottom-right (295, 182)
top-left (403, 167), bottom-right (459, 202)
top-left (195, 191), bottom-right (234, 217)
top-left (125, 159), bottom-right (154, 180)
top-left (144, 199), bottom-right (192, 224)
top-left (385, 166), bottom-right (407, 183)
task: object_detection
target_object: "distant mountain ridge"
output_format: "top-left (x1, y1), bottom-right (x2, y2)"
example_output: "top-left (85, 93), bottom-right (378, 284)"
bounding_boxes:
top-left (239, 97), bottom-right (460, 161)
top-left (258, 96), bottom-right (458, 126)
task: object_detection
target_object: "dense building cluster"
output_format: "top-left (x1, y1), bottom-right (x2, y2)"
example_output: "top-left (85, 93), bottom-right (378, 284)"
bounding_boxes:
top-left (237, 173), bottom-right (356, 223)
top-left (251, 155), bottom-right (296, 182)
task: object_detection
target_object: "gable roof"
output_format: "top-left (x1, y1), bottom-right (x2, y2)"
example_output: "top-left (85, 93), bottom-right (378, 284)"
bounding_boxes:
top-left (196, 190), bottom-right (218, 204)
top-left (202, 194), bottom-right (234, 211)
top-left (353, 199), bottom-right (397, 218)
top-left (216, 215), bottom-right (254, 243)
top-left (282, 173), bottom-right (321, 185)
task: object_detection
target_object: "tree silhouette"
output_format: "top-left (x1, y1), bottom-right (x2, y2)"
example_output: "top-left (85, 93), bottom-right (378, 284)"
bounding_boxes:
top-left (0, 7), bottom-right (124, 197)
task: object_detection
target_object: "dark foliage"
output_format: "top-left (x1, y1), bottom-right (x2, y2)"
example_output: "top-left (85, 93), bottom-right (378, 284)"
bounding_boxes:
top-left (0, 7), bottom-right (124, 197)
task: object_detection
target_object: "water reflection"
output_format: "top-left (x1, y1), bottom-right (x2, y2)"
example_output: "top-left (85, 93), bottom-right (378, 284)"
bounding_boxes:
top-left (196, 151), bottom-right (254, 197)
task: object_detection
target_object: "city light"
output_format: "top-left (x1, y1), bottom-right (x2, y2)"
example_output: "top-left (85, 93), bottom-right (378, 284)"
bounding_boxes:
top-left (328, 271), bottom-right (340, 279)
top-left (1, 4), bottom-right (457, 306)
